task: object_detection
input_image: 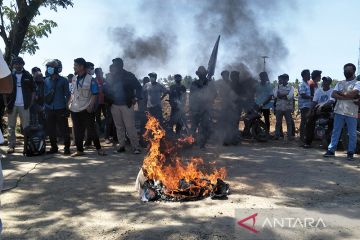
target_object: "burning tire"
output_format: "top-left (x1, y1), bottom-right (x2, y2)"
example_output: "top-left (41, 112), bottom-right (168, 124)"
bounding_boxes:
top-left (137, 114), bottom-right (230, 202)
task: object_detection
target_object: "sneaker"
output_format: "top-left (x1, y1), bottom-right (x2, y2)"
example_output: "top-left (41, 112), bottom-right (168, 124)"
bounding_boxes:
top-left (46, 148), bottom-right (58, 154)
top-left (115, 147), bottom-right (126, 153)
top-left (347, 152), bottom-right (355, 161)
top-left (7, 147), bottom-right (15, 154)
top-left (71, 151), bottom-right (85, 157)
top-left (323, 150), bottom-right (335, 157)
top-left (105, 139), bottom-right (112, 144)
top-left (133, 149), bottom-right (141, 154)
top-left (64, 148), bottom-right (71, 155)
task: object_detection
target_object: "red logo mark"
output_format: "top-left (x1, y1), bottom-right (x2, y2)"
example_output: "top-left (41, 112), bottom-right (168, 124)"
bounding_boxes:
top-left (237, 213), bottom-right (259, 233)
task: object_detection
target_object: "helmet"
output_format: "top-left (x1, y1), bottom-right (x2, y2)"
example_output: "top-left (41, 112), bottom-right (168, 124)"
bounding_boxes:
top-left (45, 59), bottom-right (61, 74)
top-left (54, 59), bottom-right (62, 73)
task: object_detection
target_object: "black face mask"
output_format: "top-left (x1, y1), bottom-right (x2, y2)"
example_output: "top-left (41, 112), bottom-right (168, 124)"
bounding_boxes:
top-left (344, 71), bottom-right (353, 79)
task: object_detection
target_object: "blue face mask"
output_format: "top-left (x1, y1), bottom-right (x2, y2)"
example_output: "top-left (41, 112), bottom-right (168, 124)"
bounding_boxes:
top-left (47, 67), bottom-right (55, 75)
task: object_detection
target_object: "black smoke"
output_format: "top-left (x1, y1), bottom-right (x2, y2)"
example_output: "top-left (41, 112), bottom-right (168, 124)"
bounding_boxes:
top-left (194, 0), bottom-right (292, 75)
top-left (108, 0), bottom-right (295, 144)
top-left (110, 26), bottom-right (176, 73)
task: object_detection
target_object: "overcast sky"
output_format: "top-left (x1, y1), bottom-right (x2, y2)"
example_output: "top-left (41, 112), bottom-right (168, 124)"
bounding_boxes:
top-left (0, 0), bottom-right (359, 81)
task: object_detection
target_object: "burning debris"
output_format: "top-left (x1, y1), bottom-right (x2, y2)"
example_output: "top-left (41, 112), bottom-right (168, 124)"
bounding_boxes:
top-left (136, 114), bottom-right (230, 201)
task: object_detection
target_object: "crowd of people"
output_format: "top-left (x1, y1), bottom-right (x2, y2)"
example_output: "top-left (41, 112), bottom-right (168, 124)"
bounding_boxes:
top-left (1, 55), bottom-right (359, 160)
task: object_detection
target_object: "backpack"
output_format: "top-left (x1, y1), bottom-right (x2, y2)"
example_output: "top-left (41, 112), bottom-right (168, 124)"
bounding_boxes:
top-left (23, 114), bottom-right (46, 157)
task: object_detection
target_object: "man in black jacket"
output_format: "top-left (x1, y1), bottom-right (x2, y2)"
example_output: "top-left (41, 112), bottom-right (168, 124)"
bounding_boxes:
top-left (103, 58), bottom-right (142, 154)
top-left (189, 66), bottom-right (217, 148)
top-left (7, 57), bottom-right (35, 154)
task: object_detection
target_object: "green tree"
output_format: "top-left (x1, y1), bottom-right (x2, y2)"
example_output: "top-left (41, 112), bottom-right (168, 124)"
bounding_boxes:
top-left (0, 0), bottom-right (73, 64)
top-left (294, 78), bottom-right (300, 90)
top-left (161, 75), bottom-right (174, 87)
top-left (182, 75), bottom-right (193, 89)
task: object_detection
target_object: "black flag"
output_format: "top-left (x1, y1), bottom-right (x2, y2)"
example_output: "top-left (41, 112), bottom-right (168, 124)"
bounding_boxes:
top-left (207, 35), bottom-right (220, 79)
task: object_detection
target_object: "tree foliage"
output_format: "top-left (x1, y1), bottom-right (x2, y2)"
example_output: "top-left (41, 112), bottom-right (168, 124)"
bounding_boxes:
top-left (159, 74), bottom-right (194, 89)
top-left (0, 0), bottom-right (73, 63)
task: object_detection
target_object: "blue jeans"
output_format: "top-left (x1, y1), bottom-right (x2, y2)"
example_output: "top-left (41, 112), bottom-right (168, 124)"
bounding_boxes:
top-left (328, 113), bottom-right (357, 153)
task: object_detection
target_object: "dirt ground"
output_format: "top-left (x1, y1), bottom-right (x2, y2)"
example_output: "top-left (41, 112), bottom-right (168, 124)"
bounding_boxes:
top-left (1, 134), bottom-right (360, 240)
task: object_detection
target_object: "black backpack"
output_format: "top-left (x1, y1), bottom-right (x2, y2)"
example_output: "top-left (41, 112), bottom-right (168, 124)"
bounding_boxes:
top-left (23, 114), bottom-right (46, 157)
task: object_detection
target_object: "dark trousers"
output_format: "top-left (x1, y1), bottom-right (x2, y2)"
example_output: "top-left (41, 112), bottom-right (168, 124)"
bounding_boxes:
top-left (261, 109), bottom-right (271, 132)
top-left (223, 113), bottom-right (241, 145)
top-left (0, 97), bottom-right (5, 133)
top-left (148, 105), bottom-right (163, 124)
top-left (46, 108), bottom-right (70, 149)
top-left (71, 110), bottom-right (101, 152)
top-left (305, 111), bottom-right (333, 145)
top-left (170, 106), bottom-right (183, 134)
top-left (105, 105), bottom-right (117, 141)
top-left (305, 111), bottom-right (316, 145)
top-left (191, 110), bottom-right (211, 147)
top-left (300, 107), bottom-right (311, 142)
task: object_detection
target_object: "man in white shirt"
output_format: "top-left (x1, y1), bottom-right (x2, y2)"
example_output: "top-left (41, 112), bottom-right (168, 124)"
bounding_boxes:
top-left (7, 57), bottom-right (35, 154)
top-left (143, 72), bottom-right (168, 124)
top-left (303, 76), bottom-right (335, 148)
top-left (273, 74), bottom-right (294, 140)
top-left (324, 63), bottom-right (360, 160)
top-left (312, 77), bottom-right (334, 105)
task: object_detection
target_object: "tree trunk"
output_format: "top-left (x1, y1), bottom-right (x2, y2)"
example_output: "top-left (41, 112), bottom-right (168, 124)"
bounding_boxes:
top-left (3, 1), bottom-right (41, 64)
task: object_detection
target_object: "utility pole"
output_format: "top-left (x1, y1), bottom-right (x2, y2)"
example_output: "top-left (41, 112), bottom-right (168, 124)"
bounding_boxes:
top-left (261, 56), bottom-right (269, 72)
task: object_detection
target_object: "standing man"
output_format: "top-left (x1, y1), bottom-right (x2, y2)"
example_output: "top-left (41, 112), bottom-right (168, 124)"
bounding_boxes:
top-left (189, 66), bottom-right (217, 148)
top-left (324, 63), bottom-right (360, 160)
top-left (303, 77), bottom-right (334, 148)
top-left (32, 68), bottom-right (45, 126)
top-left (169, 74), bottom-right (187, 134)
top-left (94, 68), bottom-right (106, 132)
top-left (83, 62), bottom-right (105, 150)
top-left (67, 74), bottom-right (74, 94)
top-left (104, 65), bottom-right (117, 145)
top-left (138, 76), bottom-right (150, 147)
top-left (44, 60), bottom-right (71, 155)
top-left (298, 69), bottom-right (312, 142)
top-left (309, 70), bottom-right (322, 96)
top-left (217, 70), bottom-right (231, 100)
top-left (69, 58), bottom-right (106, 156)
top-left (274, 74), bottom-right (294, 141)
top-left (31, 67), bottom-right (41, 77)
top-left (103, 58), bottom-right (142, 154)
top-left (7, 57), bottom-right (35, 154)
top-left (255, 72), bottom-right (273, 133)
top-left (143, 72), bottom-right (168, 123)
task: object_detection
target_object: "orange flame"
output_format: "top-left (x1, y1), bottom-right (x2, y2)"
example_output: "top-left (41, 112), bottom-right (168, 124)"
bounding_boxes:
top-left (141, 114), bottom-right (226, 198)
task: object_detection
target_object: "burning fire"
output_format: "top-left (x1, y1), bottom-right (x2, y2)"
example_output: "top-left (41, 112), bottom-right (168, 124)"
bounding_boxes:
top-left (141, 114), bottom-right (228, 200)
